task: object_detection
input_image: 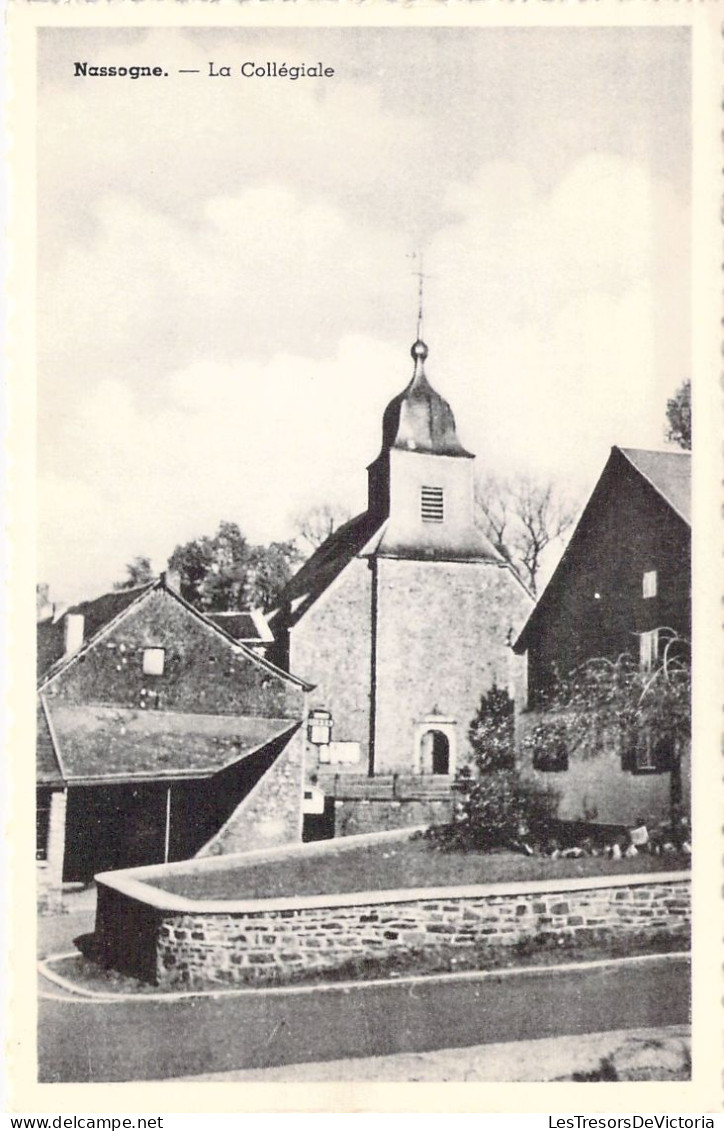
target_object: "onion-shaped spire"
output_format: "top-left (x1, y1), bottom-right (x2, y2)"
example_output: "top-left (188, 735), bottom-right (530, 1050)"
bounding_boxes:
top-left (379, 339), bottom-right (473, 458)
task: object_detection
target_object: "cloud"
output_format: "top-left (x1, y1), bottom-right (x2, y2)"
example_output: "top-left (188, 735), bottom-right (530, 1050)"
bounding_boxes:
top-left (39, 186), bottom-right (411, 413)
top-left (36, 30), bottom-right (690, 602)
top-left (39, 336), bottom-right (405, 600)
top-left (38, 29), bottom-right (434, 260)
top-left (419, 154), bottom-right (689, 479)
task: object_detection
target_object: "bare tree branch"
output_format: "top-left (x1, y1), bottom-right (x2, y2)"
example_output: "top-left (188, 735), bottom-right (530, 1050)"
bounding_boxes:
top-left (475, 474), bottom-right (577, 594)
top-left (293, 503), bottom-right (351, 554)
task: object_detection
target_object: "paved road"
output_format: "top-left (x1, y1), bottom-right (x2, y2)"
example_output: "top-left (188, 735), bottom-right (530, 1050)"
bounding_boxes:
top-left (38, 953), bottom-right (690, 1083)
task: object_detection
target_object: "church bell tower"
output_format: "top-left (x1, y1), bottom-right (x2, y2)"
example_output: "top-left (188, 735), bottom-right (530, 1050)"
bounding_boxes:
top-left (367, 338), bottom-right (498, 562)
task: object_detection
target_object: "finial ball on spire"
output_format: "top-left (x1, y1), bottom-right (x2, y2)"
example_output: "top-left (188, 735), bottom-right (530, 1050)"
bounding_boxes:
top-left (411, 339), bottom-right (429, 362)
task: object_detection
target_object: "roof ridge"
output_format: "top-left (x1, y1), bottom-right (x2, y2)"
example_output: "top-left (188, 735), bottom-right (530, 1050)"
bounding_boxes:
top-left (514, 445), bottom-right (690, 652)
top-left (38, 582), bottom-right (161, 689)
top-left (615, 447), bottom-right (690, 526)
top-left (68, 580), bottom-right (157, 610)
top-left (617, 445), bottom-right (691, 458)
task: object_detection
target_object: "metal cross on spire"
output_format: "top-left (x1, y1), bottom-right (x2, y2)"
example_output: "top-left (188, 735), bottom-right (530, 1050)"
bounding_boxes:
top-left (407, 251), bottom-right (430, 342)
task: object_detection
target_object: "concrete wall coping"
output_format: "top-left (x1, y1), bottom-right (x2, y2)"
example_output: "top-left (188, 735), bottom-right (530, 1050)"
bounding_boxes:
top-left (96, 863), bottom-right (690, 918)
top-left (100, 825), bottom-right (422, 884)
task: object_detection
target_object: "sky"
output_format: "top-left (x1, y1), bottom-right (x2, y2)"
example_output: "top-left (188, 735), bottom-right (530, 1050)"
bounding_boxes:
top-left (37, 26), bottom-right (691, 603)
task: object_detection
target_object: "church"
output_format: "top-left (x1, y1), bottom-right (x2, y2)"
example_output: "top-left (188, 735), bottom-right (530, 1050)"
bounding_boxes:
top-left (269, 337), bottom-right (532, 838)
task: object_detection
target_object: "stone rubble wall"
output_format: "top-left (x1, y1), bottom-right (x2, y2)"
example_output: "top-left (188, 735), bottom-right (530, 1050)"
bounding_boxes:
top-left (147, 875), bottom-right (690, 988)
top-left (331, 797), bottom-right (455, 837)
top-left (196, 727), bottom-right (304, 857)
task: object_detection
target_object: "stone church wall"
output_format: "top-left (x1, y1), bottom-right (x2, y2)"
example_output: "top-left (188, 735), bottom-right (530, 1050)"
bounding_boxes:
top-left (373, 558), bottom-right (531, 775)
top-left (292, 558), bottom-right (373, 774)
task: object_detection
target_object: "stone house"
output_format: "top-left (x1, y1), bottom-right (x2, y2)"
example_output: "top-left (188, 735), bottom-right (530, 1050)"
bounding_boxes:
top-left (513, 446), bottom-right (691, 827)
top-left (37, 575), bottom-right (310, 907)
top-left (269, 338), bottom-right (532, 838)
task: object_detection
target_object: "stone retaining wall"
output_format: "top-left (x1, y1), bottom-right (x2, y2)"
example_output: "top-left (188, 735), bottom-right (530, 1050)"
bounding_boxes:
top-left (332, 797), bottom-right (455, 837)
top-left (94, 845), bottom-right (690, 988)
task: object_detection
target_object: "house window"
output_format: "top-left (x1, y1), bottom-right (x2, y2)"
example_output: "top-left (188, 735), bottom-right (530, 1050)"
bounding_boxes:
top-left (639, 629), bottom-right (659, 672)
top-left (642, 570), bottom-right (658, 599)
top-left (531, 727), bottom-right (569, 773)
top-left (142, 647), bottom-right (165, 676)
top-left (635, 732), bottom-right (656, 772)
top-left (421, 486), bottom-right (444, 523)
top-left (628, 730), bottom-right (670, 774)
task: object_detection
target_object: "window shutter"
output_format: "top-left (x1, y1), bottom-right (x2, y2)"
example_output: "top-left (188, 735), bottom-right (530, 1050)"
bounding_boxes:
top-left (421, 486), bottom-right (444, 523)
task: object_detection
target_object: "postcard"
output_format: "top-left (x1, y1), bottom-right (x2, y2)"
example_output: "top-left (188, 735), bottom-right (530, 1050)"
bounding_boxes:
top-left (6, 0), bottom-right (722, 1115)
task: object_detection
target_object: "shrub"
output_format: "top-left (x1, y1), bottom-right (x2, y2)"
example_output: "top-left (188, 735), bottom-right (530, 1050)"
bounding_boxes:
top-left (468, 685), bottom-right (515, 773)
top-left (447, 769), bottom-right (559, 851)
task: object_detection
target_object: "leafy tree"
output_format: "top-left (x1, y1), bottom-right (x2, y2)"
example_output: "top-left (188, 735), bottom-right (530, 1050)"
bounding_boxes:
top-left (468, 686), bottom-right (515, 773)
top-left (246, 540), bottom-right (302, 610)
top-left (293, 503), bottom-right (351, 554)
top-left (167, 534), bottom-right (217, 608)
top-left (167, 521), bottom-right (300, 613)
top-left (475, 475), bottom-right (577, 595)
top-left (114, 555), bottom-right (155, 590)
top-left (665, 380), bottom-right (691, 450)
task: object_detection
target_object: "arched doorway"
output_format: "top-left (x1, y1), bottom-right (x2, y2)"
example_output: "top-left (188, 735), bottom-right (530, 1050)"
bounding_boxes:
top-left (420, 729), bottom-right (450, 775)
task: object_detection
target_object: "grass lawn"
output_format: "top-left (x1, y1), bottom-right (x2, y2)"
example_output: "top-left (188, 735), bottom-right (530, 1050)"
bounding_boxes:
top-left (144, 834), bottom-right (689, 903)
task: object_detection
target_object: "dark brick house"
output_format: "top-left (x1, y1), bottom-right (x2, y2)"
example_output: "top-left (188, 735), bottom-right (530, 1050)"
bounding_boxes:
top-left (269, 338), bottom-right (532, 837)
top-left (37, 576), bottom-right (309, 906)
top-left (513, 446), bottom-right (691, 826)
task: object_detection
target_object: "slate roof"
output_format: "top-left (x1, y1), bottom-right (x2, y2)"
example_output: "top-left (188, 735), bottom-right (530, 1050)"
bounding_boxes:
top-left (380, 340), bottom-right (474, 459)
top-left (618, 447), bottom-right (691, 525)
top-left (207, 610), bottom-right (273, 643)
top-left (36, 702), bottom-right (64, 786)
top-left (38, 578), bottom-right (312, 692)
top-left (514, 445), bottom-right (691, 652)
top-left (40, 700), bottom-right (299, 784)
top-left (37, 584), bottom-right (154, 679)
top-left (268, 511), bottom-right (385, 629)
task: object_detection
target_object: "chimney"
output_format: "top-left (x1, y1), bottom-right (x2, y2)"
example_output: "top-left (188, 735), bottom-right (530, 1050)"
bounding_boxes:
top-left (64, 613), bottom-right (84, 656)
top-left (162, 569), bottom-right (181, 593)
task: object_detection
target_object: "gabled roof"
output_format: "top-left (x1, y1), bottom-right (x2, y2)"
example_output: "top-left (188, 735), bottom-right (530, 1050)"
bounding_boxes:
top-left (37, 584), bottom-right (154, 679)
top-left (40, 699), bottom-right (298, 784)
top-left (514, 445), bottom-right (691, 653)
top-left (618, 447), bottom-right (691, 525)
top-left (38, 577), bottom-right (312, 692)
top-left (268, 511), bottom-right (385, 629)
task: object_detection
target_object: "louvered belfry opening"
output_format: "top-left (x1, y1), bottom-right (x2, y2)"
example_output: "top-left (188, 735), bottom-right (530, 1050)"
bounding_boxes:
top-left (420, 485), bottom-right (444, 523)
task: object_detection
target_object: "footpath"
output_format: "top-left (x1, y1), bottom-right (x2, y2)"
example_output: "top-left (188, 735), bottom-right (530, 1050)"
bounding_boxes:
top-left (38, 888), bottom-right (691, 1085)
top-left (169, 1025), bottom-right (691, 1083)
